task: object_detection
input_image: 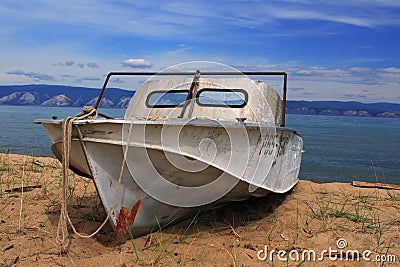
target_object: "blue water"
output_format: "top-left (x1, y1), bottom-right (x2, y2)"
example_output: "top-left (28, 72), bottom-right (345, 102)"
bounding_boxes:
top-left (287, 115), bottom-right (400, 184)
top-left (0, 105), bottom-right (399, 184)
top-left (0, 106), bottom-right (125, 156)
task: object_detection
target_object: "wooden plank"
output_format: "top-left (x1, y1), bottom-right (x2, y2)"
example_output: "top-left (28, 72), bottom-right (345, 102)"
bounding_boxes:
top-left (352, 181), bottom-right (400, 190)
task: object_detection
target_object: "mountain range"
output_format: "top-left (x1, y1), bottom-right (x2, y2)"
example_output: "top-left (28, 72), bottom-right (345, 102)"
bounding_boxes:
top-left (286, 100), bottom-right (400, 118)
top-left (0, 84), bottom-right (399, 118)
top-left (0, 84), bottom-right (134, 108)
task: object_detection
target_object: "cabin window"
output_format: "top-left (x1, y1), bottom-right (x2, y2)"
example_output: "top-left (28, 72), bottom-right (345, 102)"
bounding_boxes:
top-left (146, 90), bottom-right (189, 107)
top-left (196, 89), bottom-right (248, 107)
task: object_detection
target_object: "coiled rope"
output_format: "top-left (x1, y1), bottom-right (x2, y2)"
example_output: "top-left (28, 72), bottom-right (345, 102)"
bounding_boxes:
top-left (56, 106), bottom-right (138, 252)
top-left (57, 106), bottom-right (99, 251)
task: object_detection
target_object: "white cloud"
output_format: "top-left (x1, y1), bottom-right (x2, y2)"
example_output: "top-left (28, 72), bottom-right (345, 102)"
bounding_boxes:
top-left (74, 77), bottom-right (101, 84)
top-left (54, 61), bottom-right (100, 69)
top-left (0, 1), bottom-right (399, 103)
top-left (6, 70), bottom-right (54, 81)
top-left (232, 63), bottom-right (399, 101)
top-left (122, 58), bottom-right (153, 69)
top-left (1, 0), bottom-right (399, 41)
top-left (87, 62), bottom-right (100, 69)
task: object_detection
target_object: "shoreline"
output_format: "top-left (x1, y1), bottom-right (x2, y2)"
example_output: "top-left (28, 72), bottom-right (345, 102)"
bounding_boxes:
top-left (1, 103), bottom-right (400, 119)
top-left (1, 153), bottom-right (399, 266)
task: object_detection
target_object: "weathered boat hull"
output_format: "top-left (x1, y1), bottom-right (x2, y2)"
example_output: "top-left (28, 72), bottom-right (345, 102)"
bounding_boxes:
top-left (38, 118), bottom-right (303, 239)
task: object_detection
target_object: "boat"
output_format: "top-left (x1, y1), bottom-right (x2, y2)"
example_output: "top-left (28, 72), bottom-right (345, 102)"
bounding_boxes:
top-left (35, 65), bottom-right (303, 240)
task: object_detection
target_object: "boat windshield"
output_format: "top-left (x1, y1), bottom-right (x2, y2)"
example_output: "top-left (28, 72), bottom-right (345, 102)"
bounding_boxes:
top-left (146, 90), bottom-right (189, 107)
top-left (196, 89), bottom-right (247, 108)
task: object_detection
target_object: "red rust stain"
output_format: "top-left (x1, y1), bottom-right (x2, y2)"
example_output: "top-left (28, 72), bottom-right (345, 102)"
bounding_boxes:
top-left (113, 199), bottom-right (142, 237)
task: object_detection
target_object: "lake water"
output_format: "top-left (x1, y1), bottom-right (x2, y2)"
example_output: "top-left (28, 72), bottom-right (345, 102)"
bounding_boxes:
top-left (0, 105), bottom-right (399, 184)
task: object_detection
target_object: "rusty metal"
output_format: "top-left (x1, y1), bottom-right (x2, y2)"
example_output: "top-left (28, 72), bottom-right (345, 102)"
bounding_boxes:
top-left (282, 73), bottom-right (287, 127)
top-left (178, 70), bottom-right (201, 118)
top-left (94, 71), bottom-right (288, 127)
top-left (112, 199), bottom-right (142, 238)
top-left (94, 73), bottom-right (112, 110)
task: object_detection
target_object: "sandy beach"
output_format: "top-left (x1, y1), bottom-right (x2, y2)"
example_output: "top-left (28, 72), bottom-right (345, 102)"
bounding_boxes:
top-left (0, 153), bottom-right (399, 266)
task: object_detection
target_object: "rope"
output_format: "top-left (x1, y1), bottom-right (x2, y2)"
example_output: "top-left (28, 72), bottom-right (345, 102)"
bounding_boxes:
top-left (56, 106), bottom-right (138, 252)
top-left (57, 106), bottom-right (99, 251)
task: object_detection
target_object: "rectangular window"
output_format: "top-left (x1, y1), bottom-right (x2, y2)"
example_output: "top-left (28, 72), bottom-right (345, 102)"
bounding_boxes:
top-left (196, 89), bottom-right (248, 107)
top-left (146, 90), bottom-right (189, 107)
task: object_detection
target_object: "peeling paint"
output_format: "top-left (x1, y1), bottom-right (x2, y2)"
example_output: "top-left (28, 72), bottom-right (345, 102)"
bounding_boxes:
top-left (113, 199), bottom-right (142, 237)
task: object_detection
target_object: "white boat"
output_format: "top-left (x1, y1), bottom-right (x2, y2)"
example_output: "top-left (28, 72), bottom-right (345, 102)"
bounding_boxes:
top-left (36, 68), bottom-right (303, 239)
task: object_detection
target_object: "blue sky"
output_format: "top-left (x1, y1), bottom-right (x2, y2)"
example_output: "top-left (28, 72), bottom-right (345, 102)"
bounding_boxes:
top-left (1, 0), bottom-right (399, 103)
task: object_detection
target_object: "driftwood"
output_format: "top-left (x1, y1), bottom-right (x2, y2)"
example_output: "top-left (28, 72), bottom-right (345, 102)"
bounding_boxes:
top-left (5, 185), bottom-right (42, 193)
top-left (352, 181), bottom-right (400, 190)
top-left (33, 160), bottom-right (45, 167)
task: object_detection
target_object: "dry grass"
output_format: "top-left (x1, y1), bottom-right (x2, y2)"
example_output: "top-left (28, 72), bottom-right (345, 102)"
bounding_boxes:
top-left (0, 153), bottom-right (399, 266)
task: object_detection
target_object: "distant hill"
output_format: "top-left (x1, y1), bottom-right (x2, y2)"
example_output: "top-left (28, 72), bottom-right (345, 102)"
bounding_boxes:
top-left (286, 100), bottom-right (400, 118)
top-left (0, 84), bottom-right (399, 118)
top-left (0, 84), bottom-right (134, 108)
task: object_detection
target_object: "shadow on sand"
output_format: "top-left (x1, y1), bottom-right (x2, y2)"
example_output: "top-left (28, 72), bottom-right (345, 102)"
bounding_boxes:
top-left (46, 188), bottom-right (291, 248)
